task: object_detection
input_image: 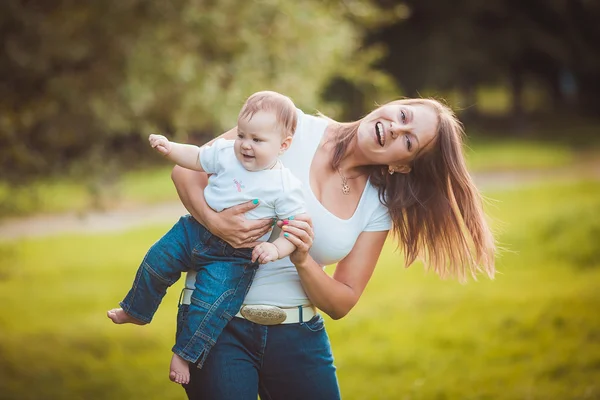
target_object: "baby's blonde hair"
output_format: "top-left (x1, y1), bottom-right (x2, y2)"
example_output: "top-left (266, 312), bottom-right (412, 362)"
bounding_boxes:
top-left (238, 91), bottom-right (297, 138)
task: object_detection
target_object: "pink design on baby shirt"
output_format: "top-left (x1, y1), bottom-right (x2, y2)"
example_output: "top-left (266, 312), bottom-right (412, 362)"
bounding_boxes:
top-left (233, 179), bottom-right (245, 192)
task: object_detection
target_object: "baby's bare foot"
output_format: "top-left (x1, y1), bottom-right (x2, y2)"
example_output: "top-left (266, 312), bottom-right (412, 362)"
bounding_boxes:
top-left (169, 353), bottom-right (190, 385)
top-left (106, 308), bottom-right (146, 325)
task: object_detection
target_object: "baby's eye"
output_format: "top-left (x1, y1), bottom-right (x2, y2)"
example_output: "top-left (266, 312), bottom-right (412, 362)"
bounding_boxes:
top-left (400, 110), bottom-right (406, 123)
top-left (253, 138), bottom-right (261, 143)
top-left (237, 133), bottom-right (243, 139)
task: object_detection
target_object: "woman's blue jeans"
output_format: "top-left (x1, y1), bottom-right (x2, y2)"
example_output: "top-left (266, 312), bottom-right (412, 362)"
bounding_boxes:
top-left (120, 215), bottom-right (258, 366)
top-left (177, 305), bottom-right (342, 400)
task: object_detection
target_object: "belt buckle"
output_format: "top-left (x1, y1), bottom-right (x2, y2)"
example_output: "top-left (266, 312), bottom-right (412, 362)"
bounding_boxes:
top-left (240, 305), bottom-right (287, 325)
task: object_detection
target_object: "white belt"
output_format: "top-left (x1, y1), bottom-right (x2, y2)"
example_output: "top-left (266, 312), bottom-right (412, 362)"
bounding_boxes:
top-left (235, 304), bottom-right (317, 325)
top-left (180, 288), bottom-right (316, 325)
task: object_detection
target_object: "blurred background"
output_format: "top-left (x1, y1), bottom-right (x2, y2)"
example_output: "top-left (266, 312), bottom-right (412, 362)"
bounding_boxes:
top-left (0, 0), bottom-right (599, 399)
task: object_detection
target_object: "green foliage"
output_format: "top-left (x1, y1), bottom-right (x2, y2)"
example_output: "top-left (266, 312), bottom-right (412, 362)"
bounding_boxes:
top-left (0, 0), bottom-right (400, 183)
top-left (371, 0), bottom-right (600, 116)
top-left (1, 181), bottom-right (599, 399)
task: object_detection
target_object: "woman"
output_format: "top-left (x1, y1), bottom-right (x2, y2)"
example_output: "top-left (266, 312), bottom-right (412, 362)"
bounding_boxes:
top-left (171, 97), bottom-right (495, 399)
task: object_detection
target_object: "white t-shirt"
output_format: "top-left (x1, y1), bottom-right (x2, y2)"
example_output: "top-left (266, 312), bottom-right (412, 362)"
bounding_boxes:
top-left (186, 109), bottom-right (392, 307)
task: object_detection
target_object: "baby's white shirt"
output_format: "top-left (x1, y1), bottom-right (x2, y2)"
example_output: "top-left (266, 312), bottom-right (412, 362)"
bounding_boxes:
top-left (200, 139), bottom-right (305, 230)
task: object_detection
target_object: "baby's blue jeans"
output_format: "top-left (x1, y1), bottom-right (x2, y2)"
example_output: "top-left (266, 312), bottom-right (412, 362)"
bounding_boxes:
top-left (120, 215), bottom-right (258, 366)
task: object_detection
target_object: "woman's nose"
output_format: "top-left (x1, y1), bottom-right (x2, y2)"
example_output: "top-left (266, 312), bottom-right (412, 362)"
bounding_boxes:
top-left (390, 122), bottom-right (406, 139)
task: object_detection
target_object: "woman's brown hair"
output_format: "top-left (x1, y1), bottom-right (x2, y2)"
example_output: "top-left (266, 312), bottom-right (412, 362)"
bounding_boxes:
top-left (330, 99), bottom-right (495, 281)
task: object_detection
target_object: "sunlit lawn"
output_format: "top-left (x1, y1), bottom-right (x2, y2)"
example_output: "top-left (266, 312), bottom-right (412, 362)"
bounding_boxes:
top-left (0, 166), bottom-right (178, 219)
top-left (465, 138), bottom-right (575, 172)
top-left (0, 181), bottom-right (599, 399)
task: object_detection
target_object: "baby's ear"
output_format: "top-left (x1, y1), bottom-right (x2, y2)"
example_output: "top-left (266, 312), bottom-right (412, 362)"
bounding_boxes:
top-left (279, 135), bottom-right (293, 154)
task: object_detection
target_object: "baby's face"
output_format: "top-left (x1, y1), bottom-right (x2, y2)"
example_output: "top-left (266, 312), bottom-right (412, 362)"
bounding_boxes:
top-left (235, 111), bottom-right (288, 171)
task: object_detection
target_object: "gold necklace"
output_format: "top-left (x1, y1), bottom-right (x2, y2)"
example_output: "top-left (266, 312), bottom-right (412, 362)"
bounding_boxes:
top-left (337, 168), bottom-right (350, 195)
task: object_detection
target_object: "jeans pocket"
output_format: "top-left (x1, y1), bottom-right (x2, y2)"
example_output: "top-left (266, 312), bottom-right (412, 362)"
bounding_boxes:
top-left (302, 314), bottom-right (325, 332)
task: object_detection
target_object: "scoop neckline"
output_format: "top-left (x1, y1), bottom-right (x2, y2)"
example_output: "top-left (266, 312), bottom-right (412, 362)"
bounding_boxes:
top-left (306, 118), bottom-right (370, 222)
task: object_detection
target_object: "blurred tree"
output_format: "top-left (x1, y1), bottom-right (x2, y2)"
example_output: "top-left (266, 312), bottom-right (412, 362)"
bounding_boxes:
top-left (368, 0), bottom-right (600, 119)
top-left (0, 0), bottom-right (399, 183)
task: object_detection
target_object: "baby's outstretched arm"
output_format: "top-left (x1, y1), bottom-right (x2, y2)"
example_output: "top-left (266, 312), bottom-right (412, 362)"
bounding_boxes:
top-left (251, 231), bottom-right (296, 264)
top-left (149, 134), bottom-right (205, 172)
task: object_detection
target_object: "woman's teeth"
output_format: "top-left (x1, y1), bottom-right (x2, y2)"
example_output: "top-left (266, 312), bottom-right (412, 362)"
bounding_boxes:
top-left (375, 122), bottom-right (385, 147)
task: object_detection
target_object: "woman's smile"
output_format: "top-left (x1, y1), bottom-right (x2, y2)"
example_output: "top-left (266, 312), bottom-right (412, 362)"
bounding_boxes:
top-left (375, 122), bottom-right (385, 147)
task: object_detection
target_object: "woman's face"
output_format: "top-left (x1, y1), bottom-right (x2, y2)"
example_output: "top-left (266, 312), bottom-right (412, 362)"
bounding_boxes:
top-left (356, 102), bottom-right (438, 169)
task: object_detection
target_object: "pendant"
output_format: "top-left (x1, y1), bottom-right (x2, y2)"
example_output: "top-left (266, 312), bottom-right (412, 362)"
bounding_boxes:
top-left (342, 182), bottom-right (350, 195)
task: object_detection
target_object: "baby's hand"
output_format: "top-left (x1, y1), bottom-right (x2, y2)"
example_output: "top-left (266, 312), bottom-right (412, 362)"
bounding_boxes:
top-left (149, 134), bottom-right (172, 156)
top-left (252, 242), bottom-right (280, 264)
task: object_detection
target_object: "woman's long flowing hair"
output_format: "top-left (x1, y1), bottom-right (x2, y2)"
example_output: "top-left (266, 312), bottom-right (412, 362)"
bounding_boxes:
top-left (329, 99), bottom-right (495, 281)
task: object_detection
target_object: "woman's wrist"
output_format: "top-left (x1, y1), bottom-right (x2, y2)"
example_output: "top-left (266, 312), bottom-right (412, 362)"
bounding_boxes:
top-left (293, 255), bottom-right (316, 271)
top-left (201, 205), bottom-right (218, 232)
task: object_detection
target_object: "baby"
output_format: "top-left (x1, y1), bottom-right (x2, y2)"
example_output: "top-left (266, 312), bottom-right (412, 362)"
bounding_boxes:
top-left (107, 91), bottom-right (305, 384)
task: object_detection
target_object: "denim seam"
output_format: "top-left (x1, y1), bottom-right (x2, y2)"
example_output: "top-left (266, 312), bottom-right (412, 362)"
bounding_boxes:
top-left (142, 260), bottom-right (178, 285)
top-left (258, 380), bottom-right (273, 400)
top-left (258, 322), bottom-right (268, 367)
top-left (189, 288), bottom-right (236, 327)
top-left (226, 262), bottom-right (259, 317)
top-left (191, 245), bottom-right (208, 257)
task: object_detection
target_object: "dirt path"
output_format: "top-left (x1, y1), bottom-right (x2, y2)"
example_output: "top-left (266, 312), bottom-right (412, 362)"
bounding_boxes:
top-left (1, 165), bottom-right (599, 241)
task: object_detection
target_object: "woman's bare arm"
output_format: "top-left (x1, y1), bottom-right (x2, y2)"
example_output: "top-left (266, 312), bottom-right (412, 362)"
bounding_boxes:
top-left (171, 166), bottom-right (212, 226)
top-left (281, 217), bottom-right (388, 319)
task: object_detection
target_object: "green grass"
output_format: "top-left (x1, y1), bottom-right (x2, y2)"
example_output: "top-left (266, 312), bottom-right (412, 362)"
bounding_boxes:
top-left (329, 180), bottom-right (600, 399)
top-left (1, 182), bottom-right (599, 399)
top-left (0, 166), bottom-right (178, 220)
top-left (465, 138), bottom-right (575, 172)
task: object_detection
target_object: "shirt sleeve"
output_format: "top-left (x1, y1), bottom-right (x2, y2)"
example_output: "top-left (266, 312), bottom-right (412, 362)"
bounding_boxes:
top-left (274, 171), bottom-right (306, 220)
top-left (364, 202), bottom-right (392, 232)
top-left (199, 139), bottom-right (230, 174)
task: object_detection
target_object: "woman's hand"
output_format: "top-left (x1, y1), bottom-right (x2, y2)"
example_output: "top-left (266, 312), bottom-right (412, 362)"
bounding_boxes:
top-left (278, 213), bottom-right (314, 266)
top-left (209, 200), bottom-right (274, 248)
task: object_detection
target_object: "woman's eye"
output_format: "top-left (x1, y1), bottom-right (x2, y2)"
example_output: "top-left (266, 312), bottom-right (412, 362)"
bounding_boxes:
top-left (400, 110), bottom-right (406, 123)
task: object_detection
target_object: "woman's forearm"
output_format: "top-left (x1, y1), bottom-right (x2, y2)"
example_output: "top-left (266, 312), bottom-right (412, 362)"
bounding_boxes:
top-left (295, 258), bottom-right (359, 320)
top-left (171, 165), bottom-right (214, 227)
top-left (294, 230), bottom-right (387, 320)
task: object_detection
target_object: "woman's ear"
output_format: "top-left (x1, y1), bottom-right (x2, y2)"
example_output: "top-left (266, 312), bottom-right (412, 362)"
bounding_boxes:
top-left (279, 136), bottom-right (293, 154)
top-left (389, 164), bottom-right (411, 174)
